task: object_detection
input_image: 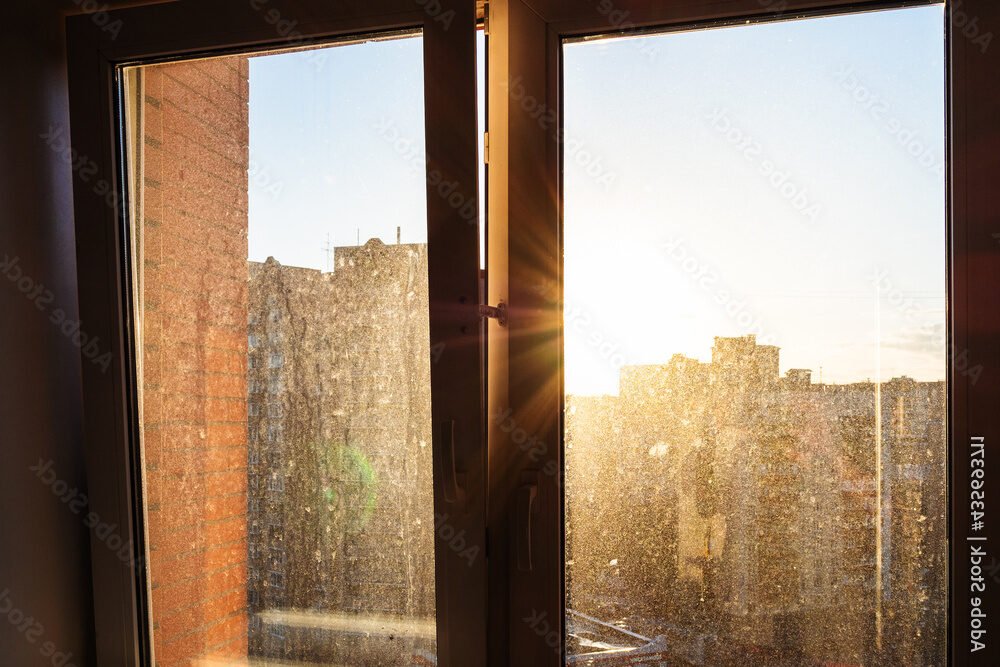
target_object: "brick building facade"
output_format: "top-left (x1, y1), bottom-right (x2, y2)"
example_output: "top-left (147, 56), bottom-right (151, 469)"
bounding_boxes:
top-left (130, 56), bottom-right (252, 666)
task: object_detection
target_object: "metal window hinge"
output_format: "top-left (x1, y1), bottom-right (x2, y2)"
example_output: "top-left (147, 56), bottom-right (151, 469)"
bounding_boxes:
top-left (484, 131), bottom-right (489, 165)
top-left (479, 301), bottom-right (507, 327)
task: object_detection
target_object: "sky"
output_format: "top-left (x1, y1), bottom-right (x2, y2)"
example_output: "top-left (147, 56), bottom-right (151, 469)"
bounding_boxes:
top-left (245, 8), bottom-right (946, 397)
top-left (247, 33), bottom-right (486, 271)
top-left (563, 6), bottom-right (946, 394)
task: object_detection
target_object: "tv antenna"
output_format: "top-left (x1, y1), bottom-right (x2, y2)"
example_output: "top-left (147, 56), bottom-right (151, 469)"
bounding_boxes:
top-left (321, 233), bottom-right (333, 272)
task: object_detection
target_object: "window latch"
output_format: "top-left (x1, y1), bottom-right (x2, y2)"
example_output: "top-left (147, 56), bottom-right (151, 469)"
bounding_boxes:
top-left (479, 302), bottom-right (508, 327)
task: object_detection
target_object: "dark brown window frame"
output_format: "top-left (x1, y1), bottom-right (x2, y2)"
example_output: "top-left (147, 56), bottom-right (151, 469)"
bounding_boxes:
top-left (486, 0), bottom-right (1000, 665)
top-left (66, 2), bottom-right (485, 666)
top-left (67, 0), bottom-right (1000, 664)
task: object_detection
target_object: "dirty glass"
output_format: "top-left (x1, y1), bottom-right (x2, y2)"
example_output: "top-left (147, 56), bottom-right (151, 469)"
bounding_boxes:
top-left (123, 32), bottom-right (442, 666)
top-left (562, 7), bottom-right (947, 666)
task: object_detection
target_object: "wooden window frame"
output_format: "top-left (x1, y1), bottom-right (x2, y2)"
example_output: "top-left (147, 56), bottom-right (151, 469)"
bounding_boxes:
top-left (486, 0), bottom-right (1000, 665)
top-left (66, 2), bottom-right (486, 665)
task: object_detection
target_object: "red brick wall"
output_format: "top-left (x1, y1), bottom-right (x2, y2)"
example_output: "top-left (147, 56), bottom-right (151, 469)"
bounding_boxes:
top-left (137, 56), bottom-right (250, 666)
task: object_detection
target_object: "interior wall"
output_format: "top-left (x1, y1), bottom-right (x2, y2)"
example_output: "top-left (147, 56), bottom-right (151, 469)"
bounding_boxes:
top-left (0, 1), bottom-right (152, 663)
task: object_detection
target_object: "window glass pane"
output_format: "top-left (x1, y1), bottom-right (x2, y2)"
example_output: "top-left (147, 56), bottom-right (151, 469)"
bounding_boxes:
top-left (563, 7), bottom-right (946, 666)
top-left (124, 32), bottom-right (440, 666)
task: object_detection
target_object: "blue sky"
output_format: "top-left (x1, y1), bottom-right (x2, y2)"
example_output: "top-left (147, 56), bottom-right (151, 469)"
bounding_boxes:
top-left (248, 34), bottom-right (427, 269)
top-left (248, 32), bottom-right (485, 271)
top-left (244, 8), bottom-right (945, 395)
top-left (563, 5), bottom-right (946, 393)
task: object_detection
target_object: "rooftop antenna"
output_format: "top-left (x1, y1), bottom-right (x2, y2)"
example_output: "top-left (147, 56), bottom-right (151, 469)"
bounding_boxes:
top-left (321, 233), bottom-right (333, 272)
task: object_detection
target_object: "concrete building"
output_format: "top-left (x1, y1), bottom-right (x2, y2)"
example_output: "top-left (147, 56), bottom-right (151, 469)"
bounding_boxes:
top-left (246, 241), bottom-right (436, 664)
top-left (565, 336), bottom-right (946, 667)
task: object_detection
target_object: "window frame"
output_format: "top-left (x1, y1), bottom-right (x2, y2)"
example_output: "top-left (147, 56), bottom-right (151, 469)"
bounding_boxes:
top-left (65, 2), bottom-right (486, 665)
top-left (66, 0), bottom-right (1000, 664)
top-left (486, 0), bottom-right (1000, 665)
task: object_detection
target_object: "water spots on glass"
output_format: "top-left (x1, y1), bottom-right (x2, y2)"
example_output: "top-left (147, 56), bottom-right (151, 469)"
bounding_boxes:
top-left (563, 8), bottom-right (946, 666)
top-left (125, 33), bottom-right (439, 666)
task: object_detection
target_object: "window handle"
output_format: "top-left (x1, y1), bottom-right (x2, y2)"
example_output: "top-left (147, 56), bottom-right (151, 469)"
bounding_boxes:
top-left (441, 420), bottom-right (465, 505)
top-left (517, 478), bottom-right (538, 572)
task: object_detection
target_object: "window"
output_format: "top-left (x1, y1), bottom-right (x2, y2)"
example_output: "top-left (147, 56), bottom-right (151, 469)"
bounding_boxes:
top-left (267, 473), bottom-right (285, 493)
top-left (563, 16), bottom-right (947, 664)
top-left (562, 12), bottom-right (947, 665)
top-left (66, 0), bottom-right (1000, 665)
top-left (271, 546), bottom-right (288, 567)
top-left (124, 33), bottom-right (444, 663)
top-left (69, 2), bottom-right (484, 666)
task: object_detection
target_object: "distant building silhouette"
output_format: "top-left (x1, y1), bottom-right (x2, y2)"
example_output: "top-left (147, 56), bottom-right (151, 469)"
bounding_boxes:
top-left (566, 335), bottom-right (946, 667)
top-left (240, 242), bottom-right (945, 667)
top-left (246, 240), bottom-right (436, 664)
